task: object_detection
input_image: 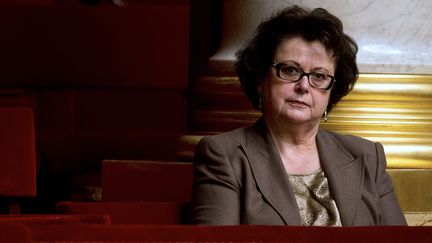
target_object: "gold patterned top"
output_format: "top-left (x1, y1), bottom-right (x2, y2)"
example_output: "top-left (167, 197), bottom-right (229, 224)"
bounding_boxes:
top-left (287, 168), bottom-right (342, 226)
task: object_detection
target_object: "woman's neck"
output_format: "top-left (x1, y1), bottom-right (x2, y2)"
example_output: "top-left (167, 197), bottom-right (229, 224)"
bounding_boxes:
top-left (264, 117), bottom-right (321, 174)
top-left (264, 115), bottom-right (320, 145)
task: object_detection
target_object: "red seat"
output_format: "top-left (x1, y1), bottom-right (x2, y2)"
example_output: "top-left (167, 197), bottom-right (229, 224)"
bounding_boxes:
top-left (26, 224), bottom-right (432, 243)
top-left (0, 214), bottom-right (110, 225)
top-left (101, 160), bottom-right (193, 202)
top-left (56, 201), bottom-right (188, 224)
top-left (0, 107), bottom-right (36, 213)
top-left (0, 222), bottom-right (31, 243)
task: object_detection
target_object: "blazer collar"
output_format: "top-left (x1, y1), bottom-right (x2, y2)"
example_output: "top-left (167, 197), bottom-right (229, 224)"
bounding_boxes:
top-left (242, 118), bottom-right (301, 225)
top-left (316, 130), bottom-right (364, 226)
top-left (242, 118), bottom-right (364, 226)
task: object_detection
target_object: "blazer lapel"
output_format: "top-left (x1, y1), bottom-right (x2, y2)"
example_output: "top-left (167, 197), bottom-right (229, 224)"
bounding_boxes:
top-left (241, 119), bottom-right (301, 225)
top-left (316, 131), bottom-right (365, 226)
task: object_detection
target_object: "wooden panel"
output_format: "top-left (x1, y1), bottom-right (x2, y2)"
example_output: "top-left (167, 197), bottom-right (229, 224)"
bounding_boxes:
top-left (0, 107), bottom-right (36, 196)
top-left (35, 89), bottom-right (187, 173)
top-left (0, 2), bottom-right (190, 173)
top-left (0, 4), bottom-right (189, 88)
top-left (102, 160), bottom-right (193, 202)
top-left (74, 89), bottom-right (187, 132)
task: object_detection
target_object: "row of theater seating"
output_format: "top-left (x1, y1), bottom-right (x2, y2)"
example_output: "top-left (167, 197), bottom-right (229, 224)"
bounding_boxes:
top-left (2, 223), bottom-right (432, 243)
top-left (1, 167), bottom-right (431, 242)
top-left (56, 160), bottom-right (193, 224)
top-left (2, 159), bottom-right (430, 242)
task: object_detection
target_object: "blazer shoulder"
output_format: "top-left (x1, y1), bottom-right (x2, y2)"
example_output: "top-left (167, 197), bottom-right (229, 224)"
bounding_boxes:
top-left (319, 129), bottom-right (379, 155)
top-left (200, 127), bottom-right (247, 144)
top-left (197, 127), bottom-right (248, 153)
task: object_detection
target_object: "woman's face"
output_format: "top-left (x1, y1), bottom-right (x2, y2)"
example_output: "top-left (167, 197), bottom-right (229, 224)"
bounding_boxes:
top-left (259, 36), bottom-right (335, 126)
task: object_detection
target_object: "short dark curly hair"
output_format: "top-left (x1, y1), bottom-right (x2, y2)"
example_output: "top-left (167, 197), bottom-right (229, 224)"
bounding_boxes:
top-left (235, 5), bottom-right (358, 112)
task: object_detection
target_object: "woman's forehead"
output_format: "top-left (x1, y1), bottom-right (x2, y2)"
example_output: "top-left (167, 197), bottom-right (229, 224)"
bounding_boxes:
top-left (274, 37), bottom-right (336, 70)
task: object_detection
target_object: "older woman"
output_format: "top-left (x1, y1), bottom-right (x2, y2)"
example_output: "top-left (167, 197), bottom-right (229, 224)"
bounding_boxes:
top-left (190, 6), bottom-right (406, 226)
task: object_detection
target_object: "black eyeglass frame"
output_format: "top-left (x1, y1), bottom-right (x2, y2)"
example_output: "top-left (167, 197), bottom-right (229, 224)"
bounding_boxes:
top-left (271, 62), bottom-right (336, 90)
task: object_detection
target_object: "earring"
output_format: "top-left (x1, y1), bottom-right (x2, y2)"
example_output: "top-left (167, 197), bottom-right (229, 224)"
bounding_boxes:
top-left (258, 95), bottom-right (263, 111)
top-left (324, 110), bottom-right (328, 123)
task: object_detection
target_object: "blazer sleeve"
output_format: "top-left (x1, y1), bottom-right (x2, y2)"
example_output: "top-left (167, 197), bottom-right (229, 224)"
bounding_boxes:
top-left (189, 136), bottom-right (241, 225)
top-left (375, 142), bottom-right (407, 225)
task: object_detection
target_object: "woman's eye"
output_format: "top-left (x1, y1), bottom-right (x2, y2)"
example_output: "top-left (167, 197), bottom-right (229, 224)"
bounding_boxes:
top-left (281, 66), bottom-right (299, 75)
top-left (311, 73), bottom-right (326, 81)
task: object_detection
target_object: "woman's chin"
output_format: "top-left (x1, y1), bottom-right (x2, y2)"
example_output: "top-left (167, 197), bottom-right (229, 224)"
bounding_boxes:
top-left (280, 114), bottom-right (316, 124)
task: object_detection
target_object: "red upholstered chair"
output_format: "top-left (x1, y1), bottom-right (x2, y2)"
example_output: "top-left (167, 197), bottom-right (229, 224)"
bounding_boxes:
top-left (101, 160), bottom-right (193, 202)
top-left (25, 224), bottom-right (432, 243)
top-left (0, 107), bottom-right (36, 213)
top-left (0, 222), bottom-right (31, 243)
top-left (0, 214), bottom-right (111, 225)
top-left (56, 201), bottom-right (188, 224)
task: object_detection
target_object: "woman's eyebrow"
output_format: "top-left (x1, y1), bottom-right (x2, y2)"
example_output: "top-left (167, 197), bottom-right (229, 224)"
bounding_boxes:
top-left (280, 61), bottom-right (331, 73)
top-left (311, 67), bottom-right (331, 73)
top-left (278, 60), bottom-right (301, 67)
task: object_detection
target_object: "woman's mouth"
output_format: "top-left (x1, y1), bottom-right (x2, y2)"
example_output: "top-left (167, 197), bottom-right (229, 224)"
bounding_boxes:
top-left (287, 100), bottom-right (310, 107)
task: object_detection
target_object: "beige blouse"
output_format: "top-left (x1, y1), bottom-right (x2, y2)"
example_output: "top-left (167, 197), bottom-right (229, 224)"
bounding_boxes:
top-left (287, 168), bottom-right (342, 226)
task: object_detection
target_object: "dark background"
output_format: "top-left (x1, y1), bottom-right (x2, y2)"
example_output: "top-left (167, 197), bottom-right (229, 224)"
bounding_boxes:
top-left (0, 0), bottom-right (223, 212)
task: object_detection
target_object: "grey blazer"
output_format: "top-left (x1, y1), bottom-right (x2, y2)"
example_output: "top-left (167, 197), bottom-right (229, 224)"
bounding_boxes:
top-left (190, 118), bottom-right (407, 226)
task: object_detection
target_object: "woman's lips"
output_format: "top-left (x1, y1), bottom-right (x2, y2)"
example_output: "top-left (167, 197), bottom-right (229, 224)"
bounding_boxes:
top-left (287, 100), bottom-right (310, 107)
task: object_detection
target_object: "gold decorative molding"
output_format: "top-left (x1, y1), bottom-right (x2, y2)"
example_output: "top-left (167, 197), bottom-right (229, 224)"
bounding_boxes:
top-left (328, 74), bottom-right (432, 168)
top-left (184, 73), bottom-right (432, 169)
top-left (387, 169), bottom-right (432, 213)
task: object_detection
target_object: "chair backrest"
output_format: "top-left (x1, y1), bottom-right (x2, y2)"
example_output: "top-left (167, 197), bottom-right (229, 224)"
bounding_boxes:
top-left (101, 160), bottom-right (193, 202)
top-left (0, 107), bottom-right (36, 197)
top-left (26, 224), bottom-right (432, 243)
top-left (0, 222), bottom-right (31, 243)
top-left (0, 214), bottom-right (110, 225)
top-left (57, 201), bottom-right (188, 224)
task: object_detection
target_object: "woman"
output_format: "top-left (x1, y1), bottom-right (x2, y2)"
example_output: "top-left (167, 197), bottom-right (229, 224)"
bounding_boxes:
top-left (190, 6), bottom-right (406, 226)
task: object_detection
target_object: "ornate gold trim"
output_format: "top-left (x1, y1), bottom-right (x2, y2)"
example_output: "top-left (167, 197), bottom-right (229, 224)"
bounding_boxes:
top-left (185, 73), bottom-right (432, 168)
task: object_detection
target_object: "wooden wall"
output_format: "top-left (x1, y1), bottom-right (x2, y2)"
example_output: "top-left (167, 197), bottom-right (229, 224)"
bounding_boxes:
top-left (0, 0), bottom-right (190, 210)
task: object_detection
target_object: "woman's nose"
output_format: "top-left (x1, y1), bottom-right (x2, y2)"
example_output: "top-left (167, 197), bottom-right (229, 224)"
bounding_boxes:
top-left (294, 76), bottom-right (310, 93)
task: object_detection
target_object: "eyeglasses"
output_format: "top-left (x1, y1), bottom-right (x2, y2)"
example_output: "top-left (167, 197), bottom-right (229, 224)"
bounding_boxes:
top-left (271, 62), bottom-right (335, 90)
